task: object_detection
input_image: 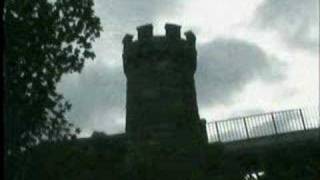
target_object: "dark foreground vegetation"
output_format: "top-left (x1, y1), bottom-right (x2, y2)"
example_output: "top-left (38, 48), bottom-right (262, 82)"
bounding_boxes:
top-left (19, 133), bottom-right (320, 180)
top-left (4, 0), bottom-right (101, 179)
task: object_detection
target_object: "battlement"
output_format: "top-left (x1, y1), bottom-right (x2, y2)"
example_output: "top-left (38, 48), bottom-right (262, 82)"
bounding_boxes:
top-left (122, 23), bottom-right (197, 77)
top-left (137, 24), bottom-right (153, 40)
top-left (165, 23), bottom-right (181, 40)
top-left (122, 23), bottom-right (195, 45)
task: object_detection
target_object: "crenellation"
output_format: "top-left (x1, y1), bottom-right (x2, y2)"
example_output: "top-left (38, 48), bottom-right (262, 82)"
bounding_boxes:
top-left (122, 34), bottom-right (133, 44)
top-left (165, 23), bottom-right (181, 40)
top-left (122, 24), bottom-right (198, 78)
top-left (122, 34), bottom-right (133, 51)
top-left (137, 24), bottom-right (153, 41)
top-left (129, 23), bottom-right (194, 44)
top-left (184, 31), bottom-right (196, 46)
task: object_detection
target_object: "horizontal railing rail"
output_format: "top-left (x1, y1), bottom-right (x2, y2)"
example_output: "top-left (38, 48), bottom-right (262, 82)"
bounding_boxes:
top-left (206, 107), bottom-right (319, 143)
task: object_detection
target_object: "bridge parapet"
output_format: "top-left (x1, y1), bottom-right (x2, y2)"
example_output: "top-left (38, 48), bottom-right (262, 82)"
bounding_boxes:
top-left (206, 107), bottom-right (319, 143)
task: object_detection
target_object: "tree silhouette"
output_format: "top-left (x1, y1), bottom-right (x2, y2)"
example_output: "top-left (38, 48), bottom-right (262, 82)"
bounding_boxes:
top-left (4, 0), bottom-right (102, 179)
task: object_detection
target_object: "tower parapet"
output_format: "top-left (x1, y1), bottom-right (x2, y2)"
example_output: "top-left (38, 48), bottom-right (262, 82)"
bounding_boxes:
top-left (137, 24), bottom-right (153, 40)
top-left (165, 23), bottom-right (181, 40)
top-left (122, 23), bottom-right (197, 78)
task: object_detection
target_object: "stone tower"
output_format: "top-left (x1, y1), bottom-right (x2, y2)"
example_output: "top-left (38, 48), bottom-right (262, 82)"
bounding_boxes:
top-left (122, 23), bottom-right (206, 146)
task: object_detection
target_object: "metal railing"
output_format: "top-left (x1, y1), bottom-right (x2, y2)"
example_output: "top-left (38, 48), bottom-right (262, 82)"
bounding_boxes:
top-left (206, 107), bottom-right (319, 143)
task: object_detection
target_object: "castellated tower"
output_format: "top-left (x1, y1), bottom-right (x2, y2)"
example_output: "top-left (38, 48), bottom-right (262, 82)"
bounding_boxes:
top-left (122, 23), bottom-right (206, 146)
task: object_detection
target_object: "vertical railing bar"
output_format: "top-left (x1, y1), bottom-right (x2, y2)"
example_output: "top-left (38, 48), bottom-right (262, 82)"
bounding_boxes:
top-left (258, 115), bottom-right (262, 136)
top-left (311, 107), bottom-right (316, 128)
top-left (288, 110), bottom-right (294, 131)
top-left (296, 109), bottom-right (302, 130)
top-left (243, 117), bottom-right (250, 139)
top-left (247, 117), bottom-right (253, 138)
top-left (236, 119), bottom-right (241, 140)
top-left (256, 116), bottom-right (259, 137)
top-left (249, 116), bottom-right (253, 137)
top-left (286, 111), bottom-right (291, 132)
top-left (234, 120), bottom-right (238, 140)
top-left (304, 108), bottom-right (309, 128)
top-left (207, 123), bottom-right (211, 142)
top-left (313, 107), bottom-right (317, 127)
top-left (283, 111), bottom-right (288, 133)
top-left (225, 122), bottom-right (229, 141)
top-left (253, 116), bottom-right (258, 137)
top-left (215, 121), bottom-right (221, 142)
top-left (318, 107), bottom-right (320, 128)
top-left (289, 110), bottom-right (295, 131)
top-left (232, 121), bottom-right (235, 141)
top-left (266, 114), bottom-right (271, 135)
top-left (226, 122), bottom-right (230, 141)
top-left (221, 122), bottom-right (225, 141)
top-left (268, 114), bottom-right (273, 135)
top-left (251, 117), bottom-right (257, 138)
top-left (228, 121), bottom-right (232, 141)
top-left (207, 124), bottom-right (211, 142)
top-left (271, 112), bottom-right (278, 135)
top-left (256, 116), bottom-right (260, 137)
top-left (316, 107), bottom-right (319, 127)
top-left (206, 123), bottom-right (211, 142)
top-left (262, 115), bottom-right (265, 135)
top-left (250, 116), bottom-right (255, 138)
top-left (285, 110), bottom-right (290, 132)
top-left (228, 122), bottom-right (231, 141)
top-left (312, 107), bottom-right (317, 127)
top-left (293, 110), bottom-right (298, 130)
top-left (235, 120), bottom-right (239, 140)
top-left (294, 110), bottom-right (299, 130)
top-left (259, 115), bottom-right (263, 137)
top-left (261, 115), bottom-right (265, 136)
top-left (279, 111), bottom-right (284, 133)
top-left (230, 121), bottom-right (233, 141)
top-left (264, 114), bottom-right (268, 135)
top-left (299, 109), bottom-right (306, 131)
top-left (211, 123), bottom-right (216, 142)
top-left (240, 119), bottom-right (244, 140)
top-left (209, 123), bottom-right (214, 142)
top-left (263, 114), bottom-right (268, 135)
top-left (210, 123), bottom-right (214, 142)
top-left (241, 119), bottom-right (244, 140)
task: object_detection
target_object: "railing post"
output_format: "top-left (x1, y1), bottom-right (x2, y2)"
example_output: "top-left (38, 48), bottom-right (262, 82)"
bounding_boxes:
top-left (299, 109), bottom-right (306, 131)
top-left (215, 121), bottom-right (221, 142)
top-left (271, 112), bottom-right (278, 135)
top-left (243, 117), bottom-right (250, 139)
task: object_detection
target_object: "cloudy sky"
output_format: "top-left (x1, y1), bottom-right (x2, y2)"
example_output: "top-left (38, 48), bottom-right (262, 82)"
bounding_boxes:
top-left (57, 0), bottom-right (319, 137)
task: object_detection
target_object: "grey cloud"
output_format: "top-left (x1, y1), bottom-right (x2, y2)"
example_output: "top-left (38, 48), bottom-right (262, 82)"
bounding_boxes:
top-left (196, 38), bottom-right (286, 107)
top-left (57, 64), bottom-right (126, 135)
top-left (95, 0), bottom-right (182, 26)
top-left (254, 0), bottom-right (319, 52)
top-left (92, 0), bottom-right (185, 66)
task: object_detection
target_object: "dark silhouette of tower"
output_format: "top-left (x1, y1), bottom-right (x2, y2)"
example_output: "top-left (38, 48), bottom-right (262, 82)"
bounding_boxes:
top-left (122, 23), bottom-right (206, 146)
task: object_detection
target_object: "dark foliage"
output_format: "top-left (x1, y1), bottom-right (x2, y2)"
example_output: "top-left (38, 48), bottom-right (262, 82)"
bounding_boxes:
top-left (3, 0), bottom-right (102, 179)
top-left (25, 136), bottom-right (127, 180)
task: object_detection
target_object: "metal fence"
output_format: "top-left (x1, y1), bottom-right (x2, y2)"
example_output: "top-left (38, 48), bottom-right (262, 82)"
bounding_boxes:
top-left (206, 107), bottom-right (320, 143)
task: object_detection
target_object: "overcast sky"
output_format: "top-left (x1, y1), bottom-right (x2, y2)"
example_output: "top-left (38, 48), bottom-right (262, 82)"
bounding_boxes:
top-left (57, 0), bottom-right (319, 137)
